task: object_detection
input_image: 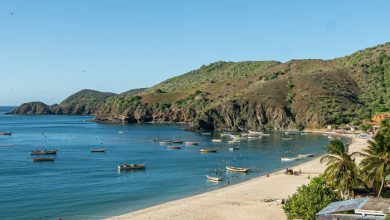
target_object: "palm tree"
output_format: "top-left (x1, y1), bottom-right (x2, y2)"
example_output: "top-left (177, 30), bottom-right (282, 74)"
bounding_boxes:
top-left (354, 120), bottom-right (390, 197)
top-left (320, 140), bottom-right (361, 199)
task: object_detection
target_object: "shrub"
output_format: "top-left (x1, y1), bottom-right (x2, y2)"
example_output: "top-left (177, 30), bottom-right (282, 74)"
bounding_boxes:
top-left (283, 176), bottom-right (340, 220)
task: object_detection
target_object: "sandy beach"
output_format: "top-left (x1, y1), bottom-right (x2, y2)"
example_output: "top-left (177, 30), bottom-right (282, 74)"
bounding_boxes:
top-left (109, 134), bottom-right (368, 220)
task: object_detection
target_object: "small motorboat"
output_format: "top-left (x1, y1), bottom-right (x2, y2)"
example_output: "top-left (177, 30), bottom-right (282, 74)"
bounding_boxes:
top-left (200, 148), bottom-right (218, 153)
top-left (228, 140), bottom-right (240, 144)
top-left (0, 132), bottom-right (12, 136)
top-left (159, 141), bottom-right (172, 145)
top-left (298, 154), bottom-right (314, 158)
top-left (260, 133), bottom-right (270, 137)
top-left (201, 132), bottom-right (211, 135)
top-left (226, 166), bottom-right (249, 173)
top-left (282, 137), bottom-right (293, 141)
top-left (229, 147), bottom-right (240, 151)
top-left (220, 133), bottom-right (231, 137)
top-left (31, 150), bottom-right (57, 155)
top-left (91, 148), bottom-right (106, 153)
top-left (167, 146), bottom-right (181, 150)
top-left (206, 175), bottom-right (223, 182)
top-left (118, 163), bottom-right (146, 170)
top-left (171, 140), bottom-right (183, 144)
top-left (33, 157), bottom-right (55, 162)
top-left (185, 142), bottom-right (199, 146)
top-left (212, 139), bottom-right (222, 142)
top-left (248, 130), bottom-right (263, 135)
top-left (280, 157), bottom-right (299, 161)
top-left (118, 131), bottom-right (127, 134)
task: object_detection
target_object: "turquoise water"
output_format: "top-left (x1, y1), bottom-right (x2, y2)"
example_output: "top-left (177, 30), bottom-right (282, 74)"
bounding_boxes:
top-left (0, 106), bottom-right (330, 220)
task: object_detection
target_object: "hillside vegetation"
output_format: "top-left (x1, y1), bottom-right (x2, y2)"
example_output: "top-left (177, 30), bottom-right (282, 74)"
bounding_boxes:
top-left (95, 42), bottom-right (390, 131)
top-left (10, 89), bottom-right (118, 115)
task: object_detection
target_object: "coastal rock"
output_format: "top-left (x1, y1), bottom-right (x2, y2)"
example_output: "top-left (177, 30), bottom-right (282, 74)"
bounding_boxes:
top-left (8, 102), bottom-right (53, 115)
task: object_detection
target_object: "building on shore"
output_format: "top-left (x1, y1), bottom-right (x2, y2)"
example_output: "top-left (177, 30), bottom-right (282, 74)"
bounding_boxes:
top-left (316, 197), bottom-right (390, 220)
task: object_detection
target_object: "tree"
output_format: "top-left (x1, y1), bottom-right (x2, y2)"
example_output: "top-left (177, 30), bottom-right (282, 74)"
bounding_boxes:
top-left (355, 118), bottom-right (390, 197)
top-left (320, 140), bottom-right (361, 199)
top-left (283, 176), bottom-right (340, 220)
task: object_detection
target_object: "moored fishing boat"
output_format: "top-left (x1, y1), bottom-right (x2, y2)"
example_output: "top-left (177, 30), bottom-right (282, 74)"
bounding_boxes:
top-left (228, 140), bottom-right (240, 144)
top-left (32, 157), bottom-right (55, 162)
top-left (280, 157), bottom-right (299, 161)
top-left (31, 149), bottom-right (58, 155)
top-left (220, 133), bottom-right (231, 137)
top-left (298, 154), bottom-right (314, 158)
top-left (200, 148), bottom-right (217, 153)
top-left (211, 139), bottom-right (222, 142)
top-left (171, 140), bottom-right (183, 144)
top-left (118, 163), bottom-right (146, 170)
top-left (185, 142), bottom-right (199, 146)
top-left (248, 130), bottom-right (262, 135)
top-left (229, 146), bottom-right (240, 151)
top-left (91, 148), bottom-right (106, 152)
top-left (226, 166), bottom-right (249, 173)
top-left (167, 146), bottom-right (181, 150)
top-left (0, 132), bottom-right (12, 136)
top-left (159, 141), bottom-right (172, 145)
top-left (206, 175), bottom-right (223, 182)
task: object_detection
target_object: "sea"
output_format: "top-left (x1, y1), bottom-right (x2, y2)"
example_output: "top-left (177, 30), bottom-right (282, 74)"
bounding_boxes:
top-left (0, 106), bottom-right (331, 220)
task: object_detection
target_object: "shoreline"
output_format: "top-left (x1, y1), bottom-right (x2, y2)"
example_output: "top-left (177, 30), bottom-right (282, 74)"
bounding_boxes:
top-left (108, 132), bottom-right (367, 220)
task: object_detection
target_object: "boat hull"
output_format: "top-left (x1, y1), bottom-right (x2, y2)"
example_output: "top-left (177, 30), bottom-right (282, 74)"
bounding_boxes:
top-left (226, 166), bottom-right (249, 173)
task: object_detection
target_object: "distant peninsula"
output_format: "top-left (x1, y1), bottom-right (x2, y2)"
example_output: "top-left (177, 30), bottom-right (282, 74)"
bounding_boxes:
top-left (9, 89), bottom-right (120, 115)
top-left (10, 42), bottom-right (390, 131)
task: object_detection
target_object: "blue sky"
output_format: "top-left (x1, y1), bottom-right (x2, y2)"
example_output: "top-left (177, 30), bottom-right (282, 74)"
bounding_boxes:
top-left (0, 0), bottom-right (389, 106)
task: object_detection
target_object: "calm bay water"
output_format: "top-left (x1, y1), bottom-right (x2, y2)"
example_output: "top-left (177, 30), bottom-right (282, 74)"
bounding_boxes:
top-left (0, 106), bottom-right (330, 220)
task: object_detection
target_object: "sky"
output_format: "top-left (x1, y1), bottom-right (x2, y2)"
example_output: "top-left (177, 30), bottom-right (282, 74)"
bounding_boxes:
top-left (0, 0), bottom-right (389, 106)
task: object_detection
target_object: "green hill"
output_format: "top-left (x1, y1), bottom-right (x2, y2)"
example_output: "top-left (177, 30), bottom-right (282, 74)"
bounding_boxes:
top-left (95, 42), bottom-right (390, 131)
top-left (11, 89), bottom-right (117, 115)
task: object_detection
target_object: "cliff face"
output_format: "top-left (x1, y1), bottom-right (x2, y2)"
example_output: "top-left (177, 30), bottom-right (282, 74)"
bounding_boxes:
top-left (94, 43), bottom-right (390, 131)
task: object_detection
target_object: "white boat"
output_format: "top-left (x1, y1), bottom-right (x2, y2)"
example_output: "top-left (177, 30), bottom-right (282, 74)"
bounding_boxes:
top-left (248, 136), bottom-right (260, 140)
top-left (229, 147), bottom-right (240, 151)
top-left (232, 137), bottom-right (246, 141)
top-left (226, 166), bottom-right (250, 173)
top-left (248, 131), bottom-right (263, 135)
top-left (230, 135), bottom-right (240, 139)
top-left (282, 137), bottom-right (293, 141)
top-left (159, 141), bottom-right (172, 145)
top-left (206, 175), bottom-right (223, 182)
top-left (260, 133), bottom-right (270, 137)
top-left (212, 139), bottom-right (222, 142)
top-left (185, 142), bottom-right (199, 146)
top-left (298, 154), bottom-right (314, 158)
top-left (201, 132), bottom-right (211, 135)
top-left (118, 131), bottom-right (127, 134)
top-left (220, 133), bottom-right (231, 137)
top-left (281, 157), bottom-right (299, 161)
top-left (228, 140), bottom-right (240, 144)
